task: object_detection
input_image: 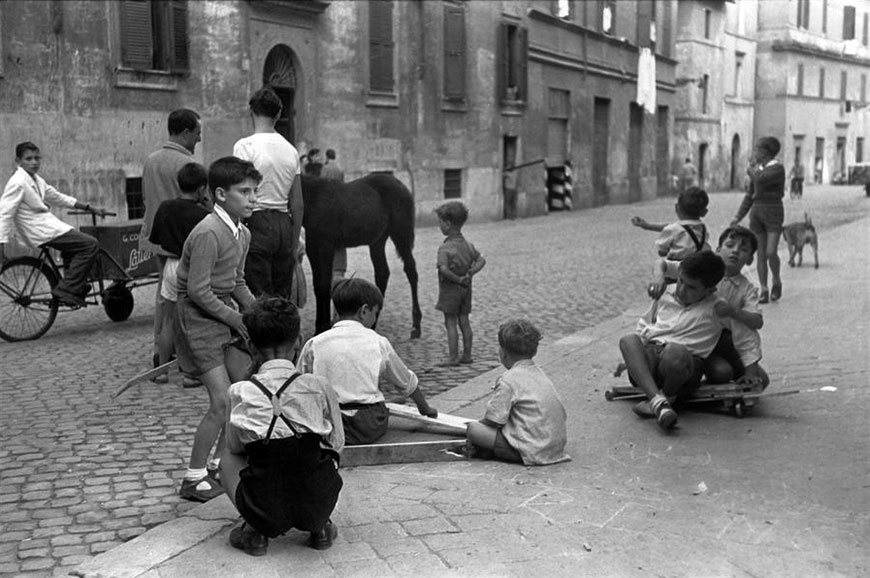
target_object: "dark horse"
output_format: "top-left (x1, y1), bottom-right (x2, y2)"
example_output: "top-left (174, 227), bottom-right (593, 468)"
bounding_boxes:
top-left (301, 173), bottom-right (422, 338)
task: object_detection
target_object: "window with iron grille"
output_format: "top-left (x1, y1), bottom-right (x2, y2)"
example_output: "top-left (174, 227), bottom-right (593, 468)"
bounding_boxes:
top-left (126, 177), bottom-right (144, 220)
top-left (120, 0), bottom-right (189, 73)
top-left (443, 169), bottom-right (462, 199)
top-left (369, 0), bottom-right (395, 93)
top-left (443, 5), bottom-right (466, 100)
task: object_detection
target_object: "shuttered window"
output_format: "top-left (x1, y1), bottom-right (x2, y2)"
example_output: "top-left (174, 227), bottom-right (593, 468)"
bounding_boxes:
top-left (443, 5), bottom-right (466, 99)
top-left (843, 6), bottom-right (856, 40)
top-left (120, 0), bottom-right (189, 73)
top-left (369, 1), bottom-right (395, 93)
top-left (497, 22), bottom-right (528, 104)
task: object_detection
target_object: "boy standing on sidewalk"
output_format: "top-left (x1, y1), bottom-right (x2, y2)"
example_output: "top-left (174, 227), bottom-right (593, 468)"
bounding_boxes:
top-left (298, 278), bottom-right (437, 445)
top-left (618, 251), bottom-right (726, 431)
top-left (435, 201), bottom-right (486, 366)
top-left (175, 157), bottom-right (259, 501)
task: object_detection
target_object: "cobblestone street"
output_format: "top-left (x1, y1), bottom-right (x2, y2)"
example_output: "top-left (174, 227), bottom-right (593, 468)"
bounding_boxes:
top-left (1, 186), bottom-right (868, 577)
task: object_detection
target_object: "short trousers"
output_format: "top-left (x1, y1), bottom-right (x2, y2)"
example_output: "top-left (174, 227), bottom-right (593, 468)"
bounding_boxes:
top-left (630, 341), bottom-right (704, 400)
top-left (160, 257), bottom-right (180, 302)
top-left (174, 295), bottom-right (236, 375)
top-left (340, 401), bottom-right (389, 445)
top-left (236, 435), bottom-right (342, 538)
top-left (435, 282), bottom-right (472, 316)
top-left (749, 203), bottom-right (784, 236)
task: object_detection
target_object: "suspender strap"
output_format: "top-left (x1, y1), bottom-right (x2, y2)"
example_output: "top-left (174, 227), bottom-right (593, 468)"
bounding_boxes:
top-left (249, 373), bottom-right (303, 443)
top-left (681, 224), bottom-right (707, 251)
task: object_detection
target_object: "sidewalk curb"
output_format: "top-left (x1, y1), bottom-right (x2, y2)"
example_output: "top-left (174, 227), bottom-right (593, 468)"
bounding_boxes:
top-left (72, 306), bottom-right (645, 578)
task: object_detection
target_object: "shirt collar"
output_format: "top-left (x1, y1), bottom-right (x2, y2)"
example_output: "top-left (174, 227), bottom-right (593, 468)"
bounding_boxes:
top-left (258, 359), bottom-right (297, 373)
top-left (763, 159), bottom-right (779, 168)
top-left (213, 204), bottom-right (240, 239)
top-left (332, 319), bottom-right (365, 329)
top-left (163, 141), bottom-right (193, 156)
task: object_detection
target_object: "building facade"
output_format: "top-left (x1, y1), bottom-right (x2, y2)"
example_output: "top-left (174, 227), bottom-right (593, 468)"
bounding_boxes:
top-left (673, 0), bottom-right (758, 192)
top-left (0, 0), bottom-right (677, 229)
top-left (755, 0), bottom-right (870, 184)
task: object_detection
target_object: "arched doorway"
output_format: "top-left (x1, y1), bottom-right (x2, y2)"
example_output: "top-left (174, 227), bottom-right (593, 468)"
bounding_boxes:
top-left (730, 133), bottom-right (741, 189)
top-left (262, 45), bottom-right (298, 144)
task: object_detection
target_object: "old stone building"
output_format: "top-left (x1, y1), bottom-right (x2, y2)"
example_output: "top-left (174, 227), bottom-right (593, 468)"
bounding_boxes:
top-left (0, 0), bottom-right (678, 228)
top-left (755, 0), bottom-right (870, 185)
top-left (674, 0), bottom-right (759, 191)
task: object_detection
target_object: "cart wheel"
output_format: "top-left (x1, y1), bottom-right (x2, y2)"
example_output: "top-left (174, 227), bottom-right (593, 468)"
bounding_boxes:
top-left (733, 401), bottom-right (746, 418)
top-left (0, 257), bottom-right (60, 342)
top-left (103, 283), bottom-right (134, 322)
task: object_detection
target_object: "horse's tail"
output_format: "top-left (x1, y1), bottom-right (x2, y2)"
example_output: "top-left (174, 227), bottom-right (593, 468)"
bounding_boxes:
top-left (369, 174), bottom-right (416, 260)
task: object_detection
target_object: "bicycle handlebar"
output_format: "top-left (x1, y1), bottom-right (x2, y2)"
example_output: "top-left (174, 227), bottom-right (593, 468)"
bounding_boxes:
top-left (68, 211), bottom-right (117, 217)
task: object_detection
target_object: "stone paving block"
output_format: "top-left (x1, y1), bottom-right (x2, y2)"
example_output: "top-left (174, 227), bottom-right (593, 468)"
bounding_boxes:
top-left (369, 536), bottom-right (432, 558)
top-left (52, 544), bottom-right (89, 557)
top-left (401, 516), bottom-right (461, 537)
top-left (330, 558), bottom-right (399, 578)
top-left (319, 540), bottom-right (378, 564)
top-left (21, 557), bottom-right (55, 571)
top-left (89, 541), bottom-right (123, 554)
top-left (17, 545), bottom-right (50, 558)
top-left (38, 516), bottom-right (74, 527)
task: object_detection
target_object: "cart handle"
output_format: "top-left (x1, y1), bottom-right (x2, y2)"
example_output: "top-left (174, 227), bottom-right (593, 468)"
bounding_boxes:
top-left (68, 211), bottom-right (117, 227)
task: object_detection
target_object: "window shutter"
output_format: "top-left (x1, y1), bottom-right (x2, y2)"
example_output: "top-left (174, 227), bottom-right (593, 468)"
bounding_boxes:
top-left (369, 1), bottom-right (394, 92)
top-left (170, 0), bottom-right (189, 73)
top-left (443, 6), bottom-right (466, 99)
top-left (844, 6), bottom-right (856, 40)
top-left (518, 27), bottom-right (528, 102)
top-left (497, 23), bottom-right (507, 101)
top-left (121, 0), bottom-right (153, 70)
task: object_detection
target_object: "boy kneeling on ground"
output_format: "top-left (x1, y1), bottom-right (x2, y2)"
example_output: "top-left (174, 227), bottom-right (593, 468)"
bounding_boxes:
top-left (222, 297), bottom-right (344, 556)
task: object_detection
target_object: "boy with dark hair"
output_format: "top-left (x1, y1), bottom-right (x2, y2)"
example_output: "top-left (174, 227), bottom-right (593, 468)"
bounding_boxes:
top-left (0, 142), bottom-right (108, 306)
top-left (222, 297), bottom-right (344, 556)
top-left (233, 87), bottom-right (303, 300)
top-left (619, 250), bottom-right (726, 431)
top-left (631, 186), bottom-right (710, 262)
top-left (434, 201), bottom-right (486, 366)
top-left (466, 319), bottom-right (570, 465)
top-left (298, 277), bottom-right (437, 445)
top-left (706, 226), bottom-right (769, 388)
top-left (731, 136), bottom-right (786, 303)
top-left (174, 156), bottom-right (260, 502)
top-left (148, 162), bottom-right (211, 376)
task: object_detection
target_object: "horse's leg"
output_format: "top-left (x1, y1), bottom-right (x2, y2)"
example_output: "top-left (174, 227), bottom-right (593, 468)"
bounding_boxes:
top-left (369, 235), bottom-right (390, 294)
top-left (401, 250), bottom-right (421, 339)
top-left (307, 240), bottom-right (336, 335)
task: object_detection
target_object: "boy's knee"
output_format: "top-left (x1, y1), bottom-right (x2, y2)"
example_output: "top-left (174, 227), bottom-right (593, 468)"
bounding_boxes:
top-left (618, 334), bottom-right (641, 353)
top-left (466, 421), bottom-right (497, 449)
top-left (704, 356), bottom-right (734, 384)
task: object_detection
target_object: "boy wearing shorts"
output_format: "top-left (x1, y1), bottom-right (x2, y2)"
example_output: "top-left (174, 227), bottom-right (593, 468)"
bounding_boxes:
top-left (619, 251), bottom-right (726, 431)
top-left (148, 163), bottom-right (210, 379)
top-left (434, 201), bottom-right (486, 366)
top-left (298, 278), bottom-right (437, 445)
top-left (222, 297), bottom-right (344, 556)
top-left (466, 319), bottom-right (570, 466)
top-left (174, 157), bottom-right (259, 502)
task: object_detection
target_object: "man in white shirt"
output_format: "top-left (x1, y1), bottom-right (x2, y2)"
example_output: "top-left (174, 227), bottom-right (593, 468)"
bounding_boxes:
top-left (233, 87), bottom-right (303, 299)
top-left (0, 142), bottom-right (107, 306)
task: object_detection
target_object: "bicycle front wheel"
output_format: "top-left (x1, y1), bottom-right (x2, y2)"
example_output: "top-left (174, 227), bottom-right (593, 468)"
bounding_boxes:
top-left (0, 257), bottom-right (60, 342)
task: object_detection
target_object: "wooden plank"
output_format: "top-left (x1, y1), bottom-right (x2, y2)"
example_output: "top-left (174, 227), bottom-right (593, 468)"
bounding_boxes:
top-left (341, 439), bottom-right (467, 467)
top-left (386, 403), bottom-right (472, 436)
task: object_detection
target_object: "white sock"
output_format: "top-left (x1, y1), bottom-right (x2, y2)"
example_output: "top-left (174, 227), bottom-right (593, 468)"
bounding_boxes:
top-left (207, 458), bottom-right (220, 471)
top-left (185, 467), bottom-right (208, 481)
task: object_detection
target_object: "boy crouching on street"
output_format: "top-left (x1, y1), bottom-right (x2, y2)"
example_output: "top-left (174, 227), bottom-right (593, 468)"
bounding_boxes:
top-left (466, 319), bottom-right (570, 465)
top-left (222, 297), bottom-right (344, 556)
top-left (618, 251), bottom-right (726, 431)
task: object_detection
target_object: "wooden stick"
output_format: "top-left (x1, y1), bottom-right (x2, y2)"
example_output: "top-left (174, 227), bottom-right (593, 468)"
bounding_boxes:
top-left (113, 360), bottom-right (177, 399)
top-left (342, 439), bottom-right (467, 467)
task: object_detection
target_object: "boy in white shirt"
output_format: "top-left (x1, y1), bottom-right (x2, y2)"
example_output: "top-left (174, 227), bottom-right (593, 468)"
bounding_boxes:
top-left (0, 142), bottom-right (108, 306)
top-left (299, 278), bottom-right (437, 445)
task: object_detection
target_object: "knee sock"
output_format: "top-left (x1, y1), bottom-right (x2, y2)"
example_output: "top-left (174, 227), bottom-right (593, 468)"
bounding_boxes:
top-left (184, 467), bottom-right (208, 481)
